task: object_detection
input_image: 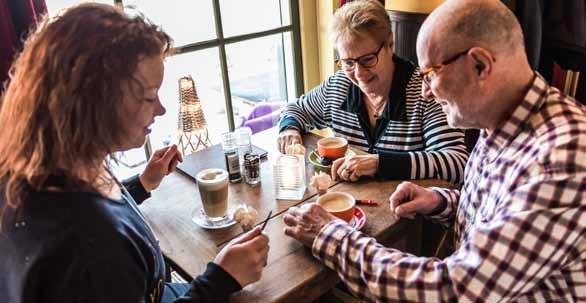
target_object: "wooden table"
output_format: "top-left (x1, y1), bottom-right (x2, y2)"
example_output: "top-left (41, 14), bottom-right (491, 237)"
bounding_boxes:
top-left (140, 127), bottom-right (451, 302)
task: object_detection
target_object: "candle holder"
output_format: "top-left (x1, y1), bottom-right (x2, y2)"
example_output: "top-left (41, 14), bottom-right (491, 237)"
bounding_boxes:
top-left (177, 76), bottom-right (211, 155)
top-left (274, 154), bottom-right (306, 200)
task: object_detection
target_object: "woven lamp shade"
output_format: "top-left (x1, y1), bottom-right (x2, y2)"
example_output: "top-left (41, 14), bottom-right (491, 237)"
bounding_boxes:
top-left (177, 76), bottom-right (211, 155)
top-left (178, 76), bottom-right (207, 133)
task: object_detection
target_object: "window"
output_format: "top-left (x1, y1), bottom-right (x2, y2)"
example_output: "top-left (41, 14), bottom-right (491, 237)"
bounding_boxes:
top-left (47, 0), bottom-right (113, 15)
top-left (47, 0), bottom-right (302, 179)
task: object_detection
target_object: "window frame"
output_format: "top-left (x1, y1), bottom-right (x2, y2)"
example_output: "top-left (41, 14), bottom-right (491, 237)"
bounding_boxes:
top-left (118, 0), bottom-right (303, 158)
top-left (47, 0), bottom-right (303, 172)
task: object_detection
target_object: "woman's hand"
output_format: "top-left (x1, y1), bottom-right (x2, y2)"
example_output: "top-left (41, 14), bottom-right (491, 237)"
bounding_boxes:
top-left (331, 154), bottom-right (379, 182)
top-left (277, 129), bottom-right (302, 153)
top-left (283, 203), bottom-right (339, 247)
top-left (139, 144), bottom-right (183, 192)
top-left (389, 181), bottom-right (446, 219)
top-left (214, 226), bottom-right (270, 287)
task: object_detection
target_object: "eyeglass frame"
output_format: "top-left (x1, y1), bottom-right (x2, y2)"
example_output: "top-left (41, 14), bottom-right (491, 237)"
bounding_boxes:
top-left (335, 42), bottom-right (386, 71)
top-left (420, 48), bottom-right (471, 85)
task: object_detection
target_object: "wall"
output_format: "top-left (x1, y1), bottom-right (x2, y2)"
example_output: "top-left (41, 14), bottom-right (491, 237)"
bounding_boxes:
top-left (299, 0), bottom-right (339, 93)
top-left (385, 0), bottom-right (444, 13)
top-left (299, 0), bottom-right (320, 93)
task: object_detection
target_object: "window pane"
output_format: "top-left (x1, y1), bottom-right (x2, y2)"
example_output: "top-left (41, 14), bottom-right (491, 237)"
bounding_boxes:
top-left (220, 0), bottom-right (291, 38)
top-left (124, 0), bottom-right (216, 47)
top-left (226, 33), bottom-right (296, 129)
top-left (150, 48), bottom-right (228, 153)
top-left (112, 147), bottom-right (148, 180)
top-left (47, 0), bottom-right (113, 16)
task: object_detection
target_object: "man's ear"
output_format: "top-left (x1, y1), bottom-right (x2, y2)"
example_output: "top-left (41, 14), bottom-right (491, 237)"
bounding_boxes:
top-left (475, 62), bottom-right (486, 75)
top-left (469, 47), bottom-right (494, 77)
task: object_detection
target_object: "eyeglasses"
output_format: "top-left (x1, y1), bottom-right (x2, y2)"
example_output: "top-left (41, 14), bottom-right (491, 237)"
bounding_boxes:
top-left (421, 48), bottom-right (470, 85)
top-left (336, 43), bottom-right (385, 71)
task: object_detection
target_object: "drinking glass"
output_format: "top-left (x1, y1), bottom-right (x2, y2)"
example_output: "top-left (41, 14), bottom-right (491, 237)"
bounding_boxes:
top-left (192, 168), bottom-right (236, 229)
top-left (235, 127), bottom-right (252, 164)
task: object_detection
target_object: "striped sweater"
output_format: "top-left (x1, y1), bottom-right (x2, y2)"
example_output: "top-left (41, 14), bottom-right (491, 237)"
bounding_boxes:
top-left (279, 56), bottom-right (468, 184)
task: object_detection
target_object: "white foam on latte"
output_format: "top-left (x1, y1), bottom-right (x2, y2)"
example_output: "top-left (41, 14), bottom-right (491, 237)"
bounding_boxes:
top-left (196, 168), bottom-right (228, 190)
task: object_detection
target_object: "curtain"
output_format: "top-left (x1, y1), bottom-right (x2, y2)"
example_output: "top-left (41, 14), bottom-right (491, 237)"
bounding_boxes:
top-left (0, 0), bottom-right (46, 94)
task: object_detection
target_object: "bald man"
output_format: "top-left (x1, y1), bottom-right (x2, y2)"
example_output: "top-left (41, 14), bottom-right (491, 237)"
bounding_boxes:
top-left (283, 0), bottom-right (586, 301)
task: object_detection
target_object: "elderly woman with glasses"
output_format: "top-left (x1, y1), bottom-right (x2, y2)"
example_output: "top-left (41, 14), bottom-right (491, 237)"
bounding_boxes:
top-left (278, 0), bottom-right (468, 184)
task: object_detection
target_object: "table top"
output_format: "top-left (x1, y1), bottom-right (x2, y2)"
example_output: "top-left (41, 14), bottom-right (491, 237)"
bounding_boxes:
top-left (139, 127), bottom-right (451, 302)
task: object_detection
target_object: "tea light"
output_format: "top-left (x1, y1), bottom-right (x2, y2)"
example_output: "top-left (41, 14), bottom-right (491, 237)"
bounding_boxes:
top-left (281, 156), bottom-right (301, 187)
top-left (274, 154), bottom-right (306, 200)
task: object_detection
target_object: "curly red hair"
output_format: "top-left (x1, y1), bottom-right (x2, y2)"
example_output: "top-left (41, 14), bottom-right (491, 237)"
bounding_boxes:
top-left (0, 3), bottom-right (171, 230)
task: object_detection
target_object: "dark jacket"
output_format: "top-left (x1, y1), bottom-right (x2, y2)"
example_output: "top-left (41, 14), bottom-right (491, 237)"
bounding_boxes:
top-left (0, 175), bottom-right (241, 303)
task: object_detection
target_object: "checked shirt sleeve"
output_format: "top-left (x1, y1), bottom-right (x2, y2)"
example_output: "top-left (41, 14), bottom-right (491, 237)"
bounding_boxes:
top-left (312, 177), bottom-right (585, 302)
top-left (426, 187), bottom-right (460, 227)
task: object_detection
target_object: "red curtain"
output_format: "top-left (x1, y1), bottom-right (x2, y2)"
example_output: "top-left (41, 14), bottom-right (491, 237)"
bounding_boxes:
top-left (0, 0), bottom-right (46, 94)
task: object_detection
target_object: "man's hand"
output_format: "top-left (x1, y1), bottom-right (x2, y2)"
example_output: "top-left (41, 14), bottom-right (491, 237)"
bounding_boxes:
top-left (283, 203), bottom-right (340, 247)
top-left (139, 144), bottom-right (183, 192)
top-left (277, 129), bottom-right (302, 153)
top-left (389, 181), bottom-right (446, 219)
top-left (214, 226), bottom-right (270, 287)
top-left (331, 154), bottom-right (379, 182)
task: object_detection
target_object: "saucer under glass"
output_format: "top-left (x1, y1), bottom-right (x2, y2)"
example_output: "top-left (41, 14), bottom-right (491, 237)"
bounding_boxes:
top-left (192, 209), bottom-right (236, 229)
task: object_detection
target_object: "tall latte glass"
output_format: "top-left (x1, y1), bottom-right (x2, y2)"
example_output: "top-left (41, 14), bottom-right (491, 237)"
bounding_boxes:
top-left (193, 168), bottom-right (235, 229)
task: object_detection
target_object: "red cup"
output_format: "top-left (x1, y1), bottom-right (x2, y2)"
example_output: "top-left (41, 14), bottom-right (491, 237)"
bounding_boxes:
top-left (317, 137), bottom-right (348, 160)
top-left (317, 192), bottom-right (355, 222)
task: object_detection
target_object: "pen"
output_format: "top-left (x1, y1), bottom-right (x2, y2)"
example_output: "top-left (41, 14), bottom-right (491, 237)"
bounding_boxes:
top-left (260, 210), bottom-right (272, 231)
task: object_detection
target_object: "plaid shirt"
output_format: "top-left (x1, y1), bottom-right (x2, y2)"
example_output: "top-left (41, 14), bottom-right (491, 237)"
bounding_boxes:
top-left (312, 74), bottom-right (586, 302)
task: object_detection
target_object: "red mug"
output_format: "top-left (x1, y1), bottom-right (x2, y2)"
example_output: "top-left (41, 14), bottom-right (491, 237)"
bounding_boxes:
top-left (317, 137), bottom-right (348, 160)
top-left (317, 192), bottom-right (355, 222)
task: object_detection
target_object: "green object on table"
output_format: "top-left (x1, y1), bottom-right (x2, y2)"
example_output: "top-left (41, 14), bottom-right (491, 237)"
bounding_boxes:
top-left (308, 149), bottom-right (356, 174)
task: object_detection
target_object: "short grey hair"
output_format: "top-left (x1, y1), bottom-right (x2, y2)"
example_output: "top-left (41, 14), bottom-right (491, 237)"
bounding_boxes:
top-left (329, 0), bottom-right (392, 46)
top-left (423, 0), bottom-right (525, 55)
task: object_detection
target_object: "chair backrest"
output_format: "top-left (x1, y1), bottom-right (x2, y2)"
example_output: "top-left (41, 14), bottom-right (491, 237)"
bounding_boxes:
top-left (241, 102), bottom-right (286, 134)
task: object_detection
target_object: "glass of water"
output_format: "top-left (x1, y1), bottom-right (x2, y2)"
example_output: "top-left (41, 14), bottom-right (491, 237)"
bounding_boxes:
top-left (235, 127), bottom-right (252, 155)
